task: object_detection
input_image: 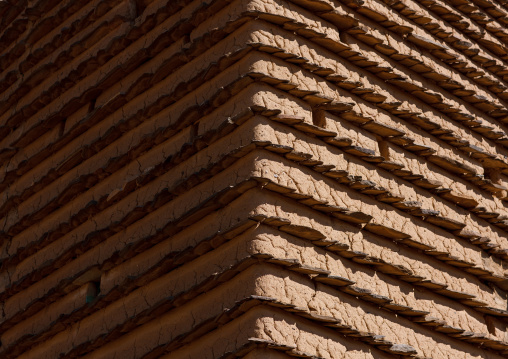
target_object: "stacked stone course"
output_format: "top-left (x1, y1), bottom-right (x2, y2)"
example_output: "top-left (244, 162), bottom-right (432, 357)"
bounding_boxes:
top-left (1, 0), bottom-right (508, 357)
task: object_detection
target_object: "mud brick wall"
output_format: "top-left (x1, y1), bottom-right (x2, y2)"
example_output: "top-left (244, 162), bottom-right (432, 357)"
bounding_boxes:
top-left (1, 0), bottom-right (508, 357)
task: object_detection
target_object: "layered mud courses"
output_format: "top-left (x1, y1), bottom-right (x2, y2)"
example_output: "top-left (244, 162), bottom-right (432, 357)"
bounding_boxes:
top-left (1, 0), bottom-right (508, 358)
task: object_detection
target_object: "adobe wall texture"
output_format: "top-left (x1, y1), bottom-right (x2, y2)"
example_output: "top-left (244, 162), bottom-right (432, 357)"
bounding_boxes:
top-left (1, 0), bottom-right (508, 357)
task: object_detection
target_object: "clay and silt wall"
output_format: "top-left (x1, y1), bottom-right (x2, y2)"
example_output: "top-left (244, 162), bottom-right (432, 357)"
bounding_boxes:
top-left (0, 0), bottom-right (508, 357)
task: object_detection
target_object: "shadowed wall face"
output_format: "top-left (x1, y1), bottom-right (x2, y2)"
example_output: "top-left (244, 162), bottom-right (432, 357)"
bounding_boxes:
top-left (1, 0), bottom-right (508, 358)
